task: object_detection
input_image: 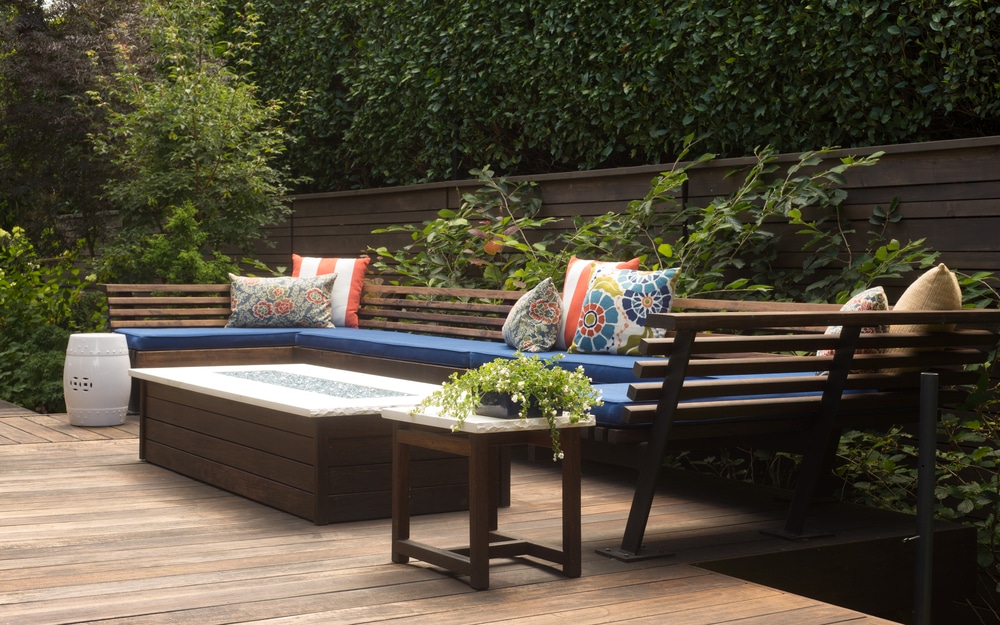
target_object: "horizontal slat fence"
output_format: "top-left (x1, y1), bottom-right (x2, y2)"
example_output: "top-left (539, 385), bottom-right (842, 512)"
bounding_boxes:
top-left (266, 136), bottom-right (1000, 303)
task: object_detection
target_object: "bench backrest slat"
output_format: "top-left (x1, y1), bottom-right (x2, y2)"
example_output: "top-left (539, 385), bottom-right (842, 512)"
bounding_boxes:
top-left (101, 282), bottom-right (526, 339)
top-left (111, 319), bottom-right (231, 329)
top-left (623, 310), bottom-right (1000, 434)
top-left (102, 284), bottom-right (232, 329)
top-left (357, 283), bottom-right (524, 341)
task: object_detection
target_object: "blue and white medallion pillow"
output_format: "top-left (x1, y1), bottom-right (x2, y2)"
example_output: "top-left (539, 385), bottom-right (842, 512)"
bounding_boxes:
top-left (227, 273), bottom-right (337, 328)
top-left (570, 268), bottom-right (677, 355)
top-left (502, 278), bottom-right (562, 352)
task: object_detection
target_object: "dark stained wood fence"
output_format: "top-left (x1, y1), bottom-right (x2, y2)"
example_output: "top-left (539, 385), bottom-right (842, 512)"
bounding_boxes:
top-left (264, 136), bottom-right (1000, 302)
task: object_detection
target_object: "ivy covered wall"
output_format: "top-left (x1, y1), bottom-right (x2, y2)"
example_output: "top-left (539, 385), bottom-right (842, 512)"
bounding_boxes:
top-left (227, 0), bottom-right (1000, 191)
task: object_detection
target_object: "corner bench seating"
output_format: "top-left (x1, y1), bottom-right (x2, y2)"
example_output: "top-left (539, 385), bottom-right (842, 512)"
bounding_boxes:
top-left (103, 281), bottom-right (842, 390)
top-left (104, 283), bottom-right (851, 437)
top-left (104, 283), bottom-right (1000, 538)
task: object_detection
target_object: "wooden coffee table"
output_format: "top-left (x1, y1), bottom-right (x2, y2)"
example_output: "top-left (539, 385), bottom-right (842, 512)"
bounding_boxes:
top-left (130, 364), bottom-right (473, 524)
top-left (383, 408), bottom-right (593, 589)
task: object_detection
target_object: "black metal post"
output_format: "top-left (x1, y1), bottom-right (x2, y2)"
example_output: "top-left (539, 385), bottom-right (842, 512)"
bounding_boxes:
top-left (915, 372), bottom-right (938, 625)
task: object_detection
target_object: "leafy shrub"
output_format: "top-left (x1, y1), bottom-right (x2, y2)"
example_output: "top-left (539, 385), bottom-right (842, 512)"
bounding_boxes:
top-left (90, 0), bottom-right (302, 269)
top-left (0, 326), bottom-right (75, 413)
top-left (835, 394), bottom-right (1000, 616)
top-left (370, 167), bottom-right (558, 290)
top-left (97, 202), bottom-right (244, 284)
top-left (369, 148), bottom-right (968, 305)
top-left (561, 144), bottom-right (946, 302)
top-left (0, 227), bottom-right (105, 412)
top-left (225, 0), bottom-right (1000, 190)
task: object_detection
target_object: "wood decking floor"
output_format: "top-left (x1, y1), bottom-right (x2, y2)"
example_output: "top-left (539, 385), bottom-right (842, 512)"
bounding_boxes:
top-left (0, 406), bottom-right (955, 624)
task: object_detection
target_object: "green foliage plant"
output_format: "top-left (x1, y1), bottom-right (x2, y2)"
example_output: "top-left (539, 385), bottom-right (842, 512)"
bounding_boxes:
top-left (835, 391), bottom-right (1000, 615)
top-left (663, 147), bottom-right (888, 300)
top-left (218, 0), bottom-right (356, 191)
top-left (370, 166), bottom-right (557, 290)
top-left (0, 226), bottom-right (105, 412)
top-left (562, 144), bottom-right (929, 302)
top-left (221, 1), bottom-right (1000, 189)
top-left (89, 0), bottom-right (304, 282)
top-left (0, 0), bottom-right (138, 255)
top-left (789, 195), bottom-right (940, 304)
top-left (369, 145), bottom-right (974, 310)
top-left (562, 139), bottom-right (716, 271)
top-left (97, 202), bottom-right (244, 284)
top-left (414, 353), bottom-right (602, 461)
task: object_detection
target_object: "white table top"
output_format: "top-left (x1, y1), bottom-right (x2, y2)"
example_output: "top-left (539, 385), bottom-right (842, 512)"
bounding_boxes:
top-left (381, 407), bottom-right (595, 434)
top-left (130, 363), bottom-right (440, 418)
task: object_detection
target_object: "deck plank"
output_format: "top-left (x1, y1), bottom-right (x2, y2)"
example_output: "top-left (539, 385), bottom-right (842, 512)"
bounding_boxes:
top-left (0, 419), bottom-right (49, 444)
top-left (0, 415), bottom-right (83, 443)
top-left (0, 412), bottom-right (938, 624)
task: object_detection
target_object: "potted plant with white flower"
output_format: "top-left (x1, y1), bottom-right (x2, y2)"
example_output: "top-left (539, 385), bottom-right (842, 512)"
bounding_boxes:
top-left (414, 353), bottom-right (602, 461)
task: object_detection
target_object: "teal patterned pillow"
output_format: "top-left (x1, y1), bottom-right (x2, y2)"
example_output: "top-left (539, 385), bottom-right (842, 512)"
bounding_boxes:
top-left (502, 278), bottom-right (562, 352)
top-left (227, 273), bottom-right (337, 328)
top-left (570, 268), bottom-right (677, 355)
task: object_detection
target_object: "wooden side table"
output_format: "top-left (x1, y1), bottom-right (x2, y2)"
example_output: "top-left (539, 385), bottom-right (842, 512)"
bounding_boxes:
top-left (382, 409), bottom-right (592, 590)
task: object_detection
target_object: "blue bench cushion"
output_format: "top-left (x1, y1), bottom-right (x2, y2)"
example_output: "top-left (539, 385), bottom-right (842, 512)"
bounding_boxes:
top-left (117, 326), bottom-right (650, 385)
top-left (591, 383), bottom-right (648, 428)
top-left (116, 327), bottom-right (305, 351)
top-left (115, 328), bottom-right (826, 430)
top-left (592, 373), bottom-right (829, 428)
top-left (467, 341), bottom-right (648, 384)
top-left (295, 328), bottom-right (490, 370)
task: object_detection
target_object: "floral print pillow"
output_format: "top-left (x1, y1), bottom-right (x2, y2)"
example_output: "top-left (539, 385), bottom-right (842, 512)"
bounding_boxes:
top-left (569, 268), bottom-right (677, 355)
top-left (818, 285), bottom-right (889, 357)
top-left (502, 278), bottom-right (562, 352)
top-left (226, 273), bottom-right (337, 328)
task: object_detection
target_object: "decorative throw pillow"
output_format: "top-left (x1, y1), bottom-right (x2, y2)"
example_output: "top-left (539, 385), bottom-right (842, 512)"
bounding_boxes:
top-left (570, 267), bottom-right (677, 355)
top-left (889, 263), bottom-right (962, 333)
top-left (292, 254), bottom-right (371, 328)
top-left (557, 256), bottom-right (640, 350)
top-left (817, 286), bottom-right (889, 357)
top-left (884, 263), bottom-right (962, 371)
top-left (502, 278), bottom-right (562, 352)
top-left (227, 273), bottom-right (337, 328)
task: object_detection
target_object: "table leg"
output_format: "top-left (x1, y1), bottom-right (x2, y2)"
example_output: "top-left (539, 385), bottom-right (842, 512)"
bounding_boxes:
top-left (391, 424), bottom-right (411, 564)
top-left (468, 434), bottom-right (491, 590)
top-left (561, 428), bottom-right (582, 578)
top-left (488, 445), bottom-right (499, 531)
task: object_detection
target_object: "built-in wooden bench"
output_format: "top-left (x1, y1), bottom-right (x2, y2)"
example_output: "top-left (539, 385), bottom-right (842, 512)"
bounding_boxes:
top-left (103, 282), bottom-right (525, 335)
top-left (103, 283), bottom-right (1000, 544)
top-left (103, 283), bottom-right (526, 376)
top-left (104, 283), bottom-right (789, 378)
top-left (598, 308), bottom-right (1000, 560)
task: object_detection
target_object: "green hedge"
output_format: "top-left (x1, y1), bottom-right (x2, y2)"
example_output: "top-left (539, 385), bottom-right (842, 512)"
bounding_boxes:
top-left (227, 0), bottom-right (999, 190)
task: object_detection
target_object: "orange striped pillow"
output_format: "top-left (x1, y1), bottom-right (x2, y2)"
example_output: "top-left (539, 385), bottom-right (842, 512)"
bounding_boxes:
top-left (292, 255), bottom-right (371, 328)
top-left (557, 256), bottom-right (640, 350)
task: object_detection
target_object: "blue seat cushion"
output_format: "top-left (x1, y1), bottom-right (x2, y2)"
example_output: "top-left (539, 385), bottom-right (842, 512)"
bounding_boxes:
top-left (467, 341), bottom-right (649, 384)
top-left (591, 383), bottom-right (650, 428)
top-left (116, 327), bottom-right (304, 351)
top-left (295, 328), bottom-right (496, 369)
top-left (592, 373), bottom-right (828, 428)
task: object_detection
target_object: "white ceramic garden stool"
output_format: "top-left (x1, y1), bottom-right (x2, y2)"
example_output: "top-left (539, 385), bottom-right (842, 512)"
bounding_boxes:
top-left (63, 332), bottom-right (131, 426)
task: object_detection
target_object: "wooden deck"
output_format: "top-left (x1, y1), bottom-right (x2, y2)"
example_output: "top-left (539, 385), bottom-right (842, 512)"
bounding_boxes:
top-left (0, 406), bottom-right (973, 624)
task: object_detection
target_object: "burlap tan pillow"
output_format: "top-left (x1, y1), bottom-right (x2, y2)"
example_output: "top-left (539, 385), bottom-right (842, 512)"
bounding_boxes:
top-left (890, 263), bottom-right (962, 335)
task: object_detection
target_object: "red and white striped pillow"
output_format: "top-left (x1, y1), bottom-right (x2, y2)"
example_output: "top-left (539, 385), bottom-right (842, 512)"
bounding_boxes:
top-left (291, 254), bottom-right (371, 328)
top-left (557, 256), bottom-right (641, 350)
